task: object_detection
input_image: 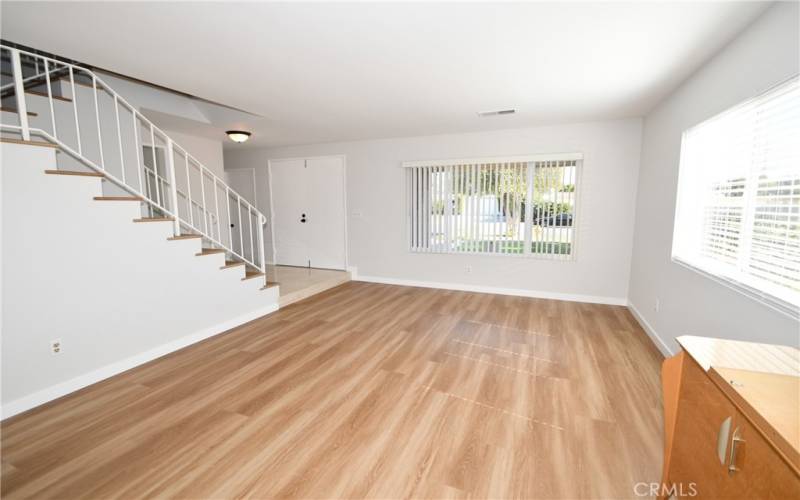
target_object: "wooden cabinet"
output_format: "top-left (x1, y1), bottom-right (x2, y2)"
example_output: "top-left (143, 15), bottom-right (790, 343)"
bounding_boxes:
top-left (724, 408), bottom-right (800, 500)
top-left (661, 337), bottom-right (800, 499)
top-left (666, 353), bottom-right (739, 497)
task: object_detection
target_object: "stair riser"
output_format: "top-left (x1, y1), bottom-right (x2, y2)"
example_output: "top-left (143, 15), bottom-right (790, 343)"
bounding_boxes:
top-left (90, 200), bottom-right (143, 222)
top-left (164, 237), bottom-right (203, 256)
top-left (129, 219), bottom-right (174, 241)
top-left (195, 252), bottom-right (227, 268)
top-left (219, 265), bottom-right (247, 280)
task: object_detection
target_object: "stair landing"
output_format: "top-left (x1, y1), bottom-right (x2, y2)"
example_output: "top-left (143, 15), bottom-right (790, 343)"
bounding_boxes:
top-left (268, 265), bottom-right (350, 307)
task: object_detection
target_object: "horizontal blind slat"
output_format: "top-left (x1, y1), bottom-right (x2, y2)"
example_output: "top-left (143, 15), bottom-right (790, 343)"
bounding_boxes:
top-left (675, 76), bottom-right (800, 308)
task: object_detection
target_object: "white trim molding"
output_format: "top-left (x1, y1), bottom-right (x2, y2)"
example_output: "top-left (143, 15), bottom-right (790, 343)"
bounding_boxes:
top-left (355, 274), bottom-right (626, 305)
top-left (627, 301), bottom-right (675, 357)
top-left (1, 303), bottom-right (279, 420)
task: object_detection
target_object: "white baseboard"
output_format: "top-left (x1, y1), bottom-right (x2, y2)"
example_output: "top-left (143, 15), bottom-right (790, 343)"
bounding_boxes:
top-left (355, 274), bottom-right (627, 306)
top-left (346, 266), bottom-right (358, 279)
top-left (627, 301), bottom-right (675, 357)
top-left (1, 303), bottom-right (279, 420)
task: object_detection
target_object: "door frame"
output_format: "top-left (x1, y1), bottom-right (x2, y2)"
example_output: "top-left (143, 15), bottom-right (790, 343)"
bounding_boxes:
top-left (267, 154), bottom-right (349, 270)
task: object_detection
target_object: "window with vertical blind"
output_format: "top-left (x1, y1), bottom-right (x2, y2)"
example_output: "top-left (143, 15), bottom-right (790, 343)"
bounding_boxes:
top-left (404, 153), bottom-right (582, 259)
top-left (672, 76), bottom-right (800, 315)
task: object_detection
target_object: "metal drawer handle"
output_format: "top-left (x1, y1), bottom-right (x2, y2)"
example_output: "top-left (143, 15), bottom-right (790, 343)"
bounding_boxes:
top-left (728, 427), bottom-right (745, 475)
top-left (717, 416), bottom-right (732, 465)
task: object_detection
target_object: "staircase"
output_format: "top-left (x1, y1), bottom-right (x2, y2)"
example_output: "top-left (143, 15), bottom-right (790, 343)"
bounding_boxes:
top-left (2, 139), bottom-right (281, 417)
top-left (1, 44), bottom-right (271, 289)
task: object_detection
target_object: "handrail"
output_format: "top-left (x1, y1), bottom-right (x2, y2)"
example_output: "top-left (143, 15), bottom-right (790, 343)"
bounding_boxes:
top-left (0, 44), bottom-right (267, 277)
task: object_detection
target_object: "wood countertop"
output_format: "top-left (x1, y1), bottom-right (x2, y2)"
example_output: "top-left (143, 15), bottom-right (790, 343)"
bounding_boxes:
top-left (677, 335), bottom-right (799, 375)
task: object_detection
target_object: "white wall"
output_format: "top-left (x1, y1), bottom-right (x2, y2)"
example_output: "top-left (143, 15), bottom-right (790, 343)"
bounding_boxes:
top-left (1, 143), bottom-right (278, 417)
top-left (164, 129), bottom-right (225, 179)
top-left (94, 73), bottom-right (227, 180)
top-left (226, 118), bottom-right (642, 303)
top-left (97, 73), bottom-right (210, 124)
top-left (628, 2), bottom-right (800, 354)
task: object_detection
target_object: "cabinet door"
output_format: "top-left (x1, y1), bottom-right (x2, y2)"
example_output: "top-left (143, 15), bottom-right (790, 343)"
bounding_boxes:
top-left (722, 412), bottom-right (800, 499)
top-left (667, 355), bottom-right (738, 498)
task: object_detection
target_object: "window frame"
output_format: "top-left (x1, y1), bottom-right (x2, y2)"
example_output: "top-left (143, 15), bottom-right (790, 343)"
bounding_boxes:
top-left (671, 76), bottom-right (800, 319)
top-left (403, 152), bottom-right (584, 261)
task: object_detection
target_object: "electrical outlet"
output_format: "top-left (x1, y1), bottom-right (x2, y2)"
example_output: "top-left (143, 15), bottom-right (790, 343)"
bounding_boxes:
top-left (654, 299), bottom-right (660, 313)
top-left (50, 339), bottom-right (62, 355)
top-left (465, 265), bottom-right (472, 274)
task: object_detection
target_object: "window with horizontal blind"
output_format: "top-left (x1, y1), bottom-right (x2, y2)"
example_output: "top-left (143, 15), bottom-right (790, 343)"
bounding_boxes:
top-left (672, 76), bottom-right (800, 315)
top-left (404, 153), bottom-right (581, 259)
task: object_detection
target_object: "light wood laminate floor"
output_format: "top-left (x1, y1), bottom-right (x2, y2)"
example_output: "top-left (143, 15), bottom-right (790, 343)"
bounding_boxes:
top-left (267, 265), bottom-right (351, 307)
top-left (1, 282), bottom-right (664, 499)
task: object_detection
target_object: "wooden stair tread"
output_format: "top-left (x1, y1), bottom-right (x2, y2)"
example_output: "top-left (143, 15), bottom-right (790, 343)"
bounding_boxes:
top-left (261, 282), bottom-right (279, 290)
top-left (220, 261), bottom-right (245, 270)
top-left (45, 169), bottom-right (104, 177)
top-left (196, 248), bottom-right (225, 256)
top-left (0, 107), bottom-right (38, 116)
top-left (242, 271), bottom-right (265, 281)
top-left (1, 70), bottom-right (89, 89)
top-left (0, 72), bottom-right (92, 88)
top-left (23, 90), bottom-right (73, 102)
top-left (3, 138), bottom-right (58, 148)
top-left (94, 196), bottom-right (142, 201)
top-left (0, 90), bottom-right (73, 102)
top-left (57, 76), bottom-right (96, 89)
top-left (167, 234), bottom-right (202, 241)
top-left (133, 217), bottom-right (174, 223)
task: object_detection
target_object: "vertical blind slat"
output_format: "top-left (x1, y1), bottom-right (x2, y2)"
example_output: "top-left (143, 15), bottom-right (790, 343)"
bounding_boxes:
top-left (408, 157), bottom-right (579, 258)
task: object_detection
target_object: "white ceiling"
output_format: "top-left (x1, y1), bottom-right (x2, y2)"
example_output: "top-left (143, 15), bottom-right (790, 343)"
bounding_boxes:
top-left (1, 1), bottom-right (771, 148)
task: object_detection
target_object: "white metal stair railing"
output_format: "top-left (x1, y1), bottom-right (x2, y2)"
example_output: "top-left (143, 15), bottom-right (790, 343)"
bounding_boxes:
top-left (0, 45), bottom-right (267, 279)
top-left (0, 60), bottom-right (65, 93)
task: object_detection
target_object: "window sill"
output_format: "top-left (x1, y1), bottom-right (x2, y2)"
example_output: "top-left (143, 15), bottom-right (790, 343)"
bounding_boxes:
top-left (672, 257), bottom-right (800, 320)
top-left (410, 249), bottom-right (576, 261)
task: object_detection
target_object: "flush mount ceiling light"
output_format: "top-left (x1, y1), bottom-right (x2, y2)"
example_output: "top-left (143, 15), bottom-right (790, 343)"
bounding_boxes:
top-left (226, 130), bottom-right (252, 143)
top-left (477, 109), bottom-right (517, 117)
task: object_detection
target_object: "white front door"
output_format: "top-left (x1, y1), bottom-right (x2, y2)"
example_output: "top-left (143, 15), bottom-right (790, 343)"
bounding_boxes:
top-left (306, 157), bottom-right (346, 269)
top-left (269, 156), bottom-right (346, 270)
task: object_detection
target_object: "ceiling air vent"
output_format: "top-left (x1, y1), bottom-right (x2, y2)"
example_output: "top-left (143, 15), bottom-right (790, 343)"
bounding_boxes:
top-left (477, 109), bottom-right (516, 117)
